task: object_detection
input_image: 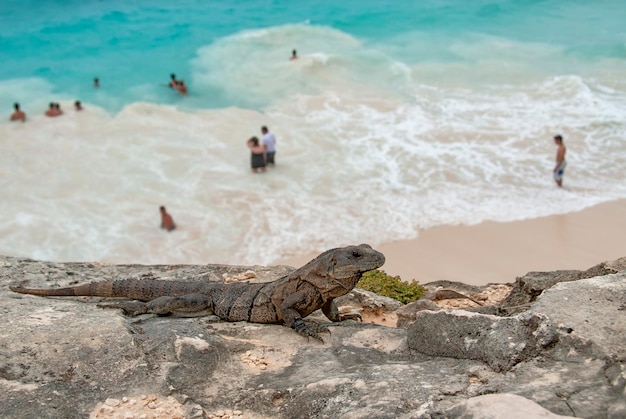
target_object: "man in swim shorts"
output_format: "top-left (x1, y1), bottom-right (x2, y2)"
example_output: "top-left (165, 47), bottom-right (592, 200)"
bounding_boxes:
top-left (553, 135), bottom-right (567, 187)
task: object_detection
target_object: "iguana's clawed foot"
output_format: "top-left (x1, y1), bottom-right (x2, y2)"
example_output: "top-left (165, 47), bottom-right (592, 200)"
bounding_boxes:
top-left (97, 301), bottom-right (148, 316)
top-left (291, 319), bottom-right (330, 342)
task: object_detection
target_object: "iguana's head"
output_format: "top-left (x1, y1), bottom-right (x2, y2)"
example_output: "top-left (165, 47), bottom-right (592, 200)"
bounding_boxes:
top-left (308, 244), bottom-right (385, 291)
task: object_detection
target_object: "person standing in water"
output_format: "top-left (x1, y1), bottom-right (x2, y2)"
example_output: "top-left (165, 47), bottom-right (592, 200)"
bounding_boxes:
top-left (290, 49), bottom-right (298, 60)
top-left (10, 103), bottom-right (26, 122)
top-left (553, 135), bottom-right (567, 187)
top-left (260, 126), bottom-right (276, 166)
top-left (45, 102), bottom-right (63, 117)
top-left (246, 137), bottom-right (267, 173)
top-left (160, 206), bottom-right (176, 231)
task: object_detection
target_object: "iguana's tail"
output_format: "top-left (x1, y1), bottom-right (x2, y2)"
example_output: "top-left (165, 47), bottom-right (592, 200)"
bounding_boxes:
top-left (10, 279), bottom-right (206, 301)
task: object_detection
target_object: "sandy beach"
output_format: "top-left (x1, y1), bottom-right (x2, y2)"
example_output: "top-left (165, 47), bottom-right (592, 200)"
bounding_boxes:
top-left (278, 199), bottom-right (626, 286)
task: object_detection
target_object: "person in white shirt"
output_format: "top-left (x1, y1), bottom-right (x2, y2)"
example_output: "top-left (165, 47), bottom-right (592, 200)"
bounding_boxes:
top-left (261, 126), bottom-right (277, 166)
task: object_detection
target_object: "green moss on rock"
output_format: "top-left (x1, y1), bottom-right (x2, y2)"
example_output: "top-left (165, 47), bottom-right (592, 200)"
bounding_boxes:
top-left (357, 269), bottom-right (426, 304)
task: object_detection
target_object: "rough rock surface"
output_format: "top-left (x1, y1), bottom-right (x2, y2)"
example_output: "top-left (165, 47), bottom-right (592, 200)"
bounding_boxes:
top-left (407, 310), bottom-right (559, 372)
top-left (407, 271), bottom-right (626, 418)
top-left (335, 288), bottom-right (403, 327)
top-left (500, 257), bottom-right (626, 314)
top-left (395, 299), bottom-right (440, 328)
top-left (1, 255), bottom-right (625, 418)
top-left (445, 393), bottom-right (577, 418)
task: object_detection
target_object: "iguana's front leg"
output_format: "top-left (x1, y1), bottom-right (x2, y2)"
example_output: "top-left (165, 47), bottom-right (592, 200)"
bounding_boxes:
top-left (98, 293), bottom-right (213, 317)
top-left (321, 299), bottom-right (362, 322)
top-left (280, 291), bottom-right (328, 342)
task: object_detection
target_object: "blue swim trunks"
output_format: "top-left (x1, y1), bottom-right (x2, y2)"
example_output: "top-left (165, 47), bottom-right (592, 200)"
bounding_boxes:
top-left (553, 161), bottom-right (567, 181)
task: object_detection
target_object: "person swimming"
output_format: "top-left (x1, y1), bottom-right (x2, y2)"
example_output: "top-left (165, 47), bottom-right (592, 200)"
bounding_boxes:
top-left (160, 206), bottom-right (176, 231)
top-left (45, 102), bottom-right (63, 117)
top-left (10, 103), bottom-right (26, 122)
top-left (174, 80), bottom-right (188, 94)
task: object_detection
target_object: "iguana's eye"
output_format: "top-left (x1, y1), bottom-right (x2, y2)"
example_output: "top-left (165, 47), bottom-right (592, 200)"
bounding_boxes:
top-left (352, 251), bottom-right (362, 258)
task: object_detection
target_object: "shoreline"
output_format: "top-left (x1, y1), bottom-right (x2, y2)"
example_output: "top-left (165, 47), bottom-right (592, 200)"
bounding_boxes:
top-left (277, 199), bottom-right (626, 286)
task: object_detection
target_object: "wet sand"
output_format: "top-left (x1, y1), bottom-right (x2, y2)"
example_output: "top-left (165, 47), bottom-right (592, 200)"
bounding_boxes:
top-left (278, 199), bottom-right (626, 286)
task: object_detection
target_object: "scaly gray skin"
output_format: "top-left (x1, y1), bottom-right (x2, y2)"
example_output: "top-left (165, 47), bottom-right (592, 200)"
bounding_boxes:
top-left (10, 244), bottom-right (385, 341)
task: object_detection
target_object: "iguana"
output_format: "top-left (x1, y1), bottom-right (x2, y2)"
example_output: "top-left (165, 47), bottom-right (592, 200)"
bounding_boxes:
top-left (10, 244), bottom-right (385, 341)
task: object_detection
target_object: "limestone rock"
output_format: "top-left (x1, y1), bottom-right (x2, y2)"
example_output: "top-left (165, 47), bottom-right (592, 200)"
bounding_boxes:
top-left (526, 273), bottom-right (626, 361)
top-left (500, 256), bottom-right (626, 314)
top-left (406, 271), bottom-right (626, 417)
top-left (395, 299), bottom-right (440, 328)
top-left (446, 393), bottom-right (577, 418)
top-left (335, 288), bottom-right (403, 315)
top-left (406, 310), bottom-right (558, 372)
top-left (1, 255), bottom-right (625, 418)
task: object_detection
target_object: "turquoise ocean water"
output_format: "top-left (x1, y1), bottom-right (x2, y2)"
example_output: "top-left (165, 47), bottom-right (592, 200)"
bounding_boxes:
top-left (1, 0), bottom-right (626, 266)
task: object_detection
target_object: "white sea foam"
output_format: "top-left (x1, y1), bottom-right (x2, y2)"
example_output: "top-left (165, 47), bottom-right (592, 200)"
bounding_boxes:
top-left (2, 68), bottom-right (625, 267)
top-left (2, 22), bottom-right (626, 266)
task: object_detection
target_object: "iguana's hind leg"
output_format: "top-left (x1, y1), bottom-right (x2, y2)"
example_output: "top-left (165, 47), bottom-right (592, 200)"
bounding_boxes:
top-left (98, 300), bottom-right (150, 316)
top-left (98, 293), bottom-right (213, 317)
